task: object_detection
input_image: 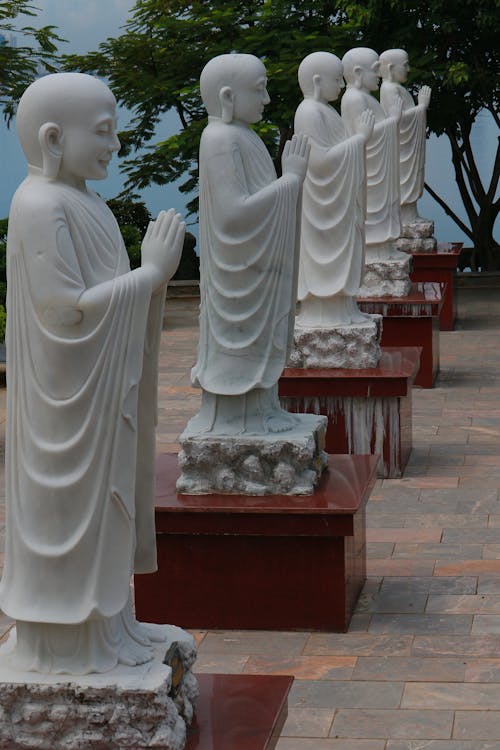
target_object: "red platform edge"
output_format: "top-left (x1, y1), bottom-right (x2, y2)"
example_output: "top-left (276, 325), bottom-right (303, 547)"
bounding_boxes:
top-left (186, 674), bottom-right (292, 750)
top-left (358, 283), bottom-right (443, 388)
top-left (410, 244), bottom-right (462, 331)
top-left (279, 346), bottom-right (421, 477)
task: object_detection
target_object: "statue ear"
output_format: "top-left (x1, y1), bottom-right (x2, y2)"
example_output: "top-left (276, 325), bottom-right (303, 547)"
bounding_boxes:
top-left (312, 73), bottom-right (322, 101)
top-left (38, 122), bottom-right (63, 179)
top-left (219, 86), bottom-right (234, 123)
top-left (353, 65), bottom-right (364, 89)
top-left (387, 62), bottom-right (394, 82)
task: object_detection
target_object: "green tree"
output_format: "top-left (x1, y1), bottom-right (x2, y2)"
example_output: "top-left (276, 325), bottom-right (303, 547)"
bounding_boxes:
top-left (0, 1), bottom-right (62, 123)
top-left (65, 0), bottom-right (499, 267)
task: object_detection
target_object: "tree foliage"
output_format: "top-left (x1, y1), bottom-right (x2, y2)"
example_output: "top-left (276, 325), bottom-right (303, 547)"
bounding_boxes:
top-left (65, 0), bottom-right (499, 266)
top-left (0, 1), bottom-right (63, 123)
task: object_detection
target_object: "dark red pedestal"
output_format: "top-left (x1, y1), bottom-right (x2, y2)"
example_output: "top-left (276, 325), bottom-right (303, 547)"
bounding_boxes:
top-left (279, 346), bottom-right (421, 478)
top-left (186, 674), bottom-right (292, 750)
top-left (134, 453), bottom-right (378, 632)
top-left (410, 242), bottom-right (463, 331)
top-left (358, 282), bottom-right (443, 388)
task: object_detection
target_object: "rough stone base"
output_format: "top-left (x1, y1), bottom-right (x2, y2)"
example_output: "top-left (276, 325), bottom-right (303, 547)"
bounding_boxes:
top-left (290, 315), bottom-right (383, 369)
top-left (0, 626), bottom-right (198, 750)
top-left (358, 256), bottom-right (413, 298)
top-left (396, 236), bottom-right (437, 253)
top-left (400, 218), bottom-right (434, 239)
top-left (177, 413), bottom-right (328, 496)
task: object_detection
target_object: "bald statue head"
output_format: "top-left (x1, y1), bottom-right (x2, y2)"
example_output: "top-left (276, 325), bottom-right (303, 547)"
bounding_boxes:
top-left (298, 52), bottom-right (344, 103)
top-left (379, 49), bottom-right (410, 83)
top-left (342, 47), bottom-right (380, 91)
top-left (200, 53), bottom-right (270, 124)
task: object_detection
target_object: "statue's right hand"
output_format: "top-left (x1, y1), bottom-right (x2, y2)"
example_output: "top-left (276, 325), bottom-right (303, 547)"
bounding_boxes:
top-left (141, 208), bottom-right (185, 287)
top-left (355, 109), bottom-right (375, 143)
top-left (418, 85), bottom-right (431, 108)
top-left (388, 94), bottom-right (403, 123)
top-left (282, 133), bottom-right (310, 182)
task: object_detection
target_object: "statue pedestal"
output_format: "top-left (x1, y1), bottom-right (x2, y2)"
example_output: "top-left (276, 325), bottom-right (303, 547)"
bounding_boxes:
top-left (396, 218), bottom-right (436, 254)
top-left (358, 252), bottom-right (413, 298)
top-left (279, 347), bottom-right (421, 479)
top-left (410, 242), bottom-right (463, 331)
top-left (186, 674), bottom-right (292, 750)
top-left (134, 453), bottom-right (378, 632)
top-left (358, 283), bottom-right (443, 388)
top-left (0, 629), bottom-right (198, 750)
top-left (290, 315), bottom-right (382, 369)
top-left (177, 414), bottom-right (327, 496)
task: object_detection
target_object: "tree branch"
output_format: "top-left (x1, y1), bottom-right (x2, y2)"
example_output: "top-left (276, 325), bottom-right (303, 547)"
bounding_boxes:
top-left (424, 182), bottom-right (473, 240)
top-left (486, 136), bottom-right (500, 203)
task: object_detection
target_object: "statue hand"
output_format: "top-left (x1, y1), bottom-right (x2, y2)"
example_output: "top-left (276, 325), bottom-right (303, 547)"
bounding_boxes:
top-left (282, 133), bottom-right (310, 183)
top-left (418, 85), bottom-right (431, 108)
top-left (388, 94), bottom-right (403, 123)
top-left (141, 208), bottom-right (185, 287)
top-left (355, 109), bottom-right (375, 143)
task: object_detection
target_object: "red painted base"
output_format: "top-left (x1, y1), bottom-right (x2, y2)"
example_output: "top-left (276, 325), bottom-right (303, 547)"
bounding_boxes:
top-left (358, 283), bottom-right (443, 388)
top-left (186, 674), bottom-right (292, 750)
top-left (279, 346), bottom-right (421, 478)
top-left (134, 453), bottom-right (378, 632)
top-left (410, 243), bottom-right (462, 331)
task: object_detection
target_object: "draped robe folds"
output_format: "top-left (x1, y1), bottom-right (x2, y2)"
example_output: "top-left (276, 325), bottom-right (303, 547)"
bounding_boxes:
top-left (191, 119), bottom-right (302, 396)
top-left (294, 100), bottom-right (367, 301)
top-left (380, 82), bottom-right (427, 207)
top-left (341, 89), bottom-right (401, 244)
top-left (0, 177), bottom-right (164, 625)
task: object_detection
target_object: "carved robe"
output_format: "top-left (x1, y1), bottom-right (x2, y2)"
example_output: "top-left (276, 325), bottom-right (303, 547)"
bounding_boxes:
top-left (0, 176), bottom-right (164, 625)
top-left (294, 99), bottom-right (366, 301)
top-left (380, 81), bottom-right (427, 207)
top-left (191, 118), bottom-right (302, 395)
top-left (341, 89), bottom-right (401, 244)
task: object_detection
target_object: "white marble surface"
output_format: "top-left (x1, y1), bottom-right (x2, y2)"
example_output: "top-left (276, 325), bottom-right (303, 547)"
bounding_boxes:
top-left (294, 51), bottom-right (373, 329)
top-left (188, 53), bottom-right (311, 439)
top-left (341, 48), bottom-right (405, 263)
top-left (380, 48), bottom-right (431, 224)
top-left (0, 72), bottom-right (185, 676)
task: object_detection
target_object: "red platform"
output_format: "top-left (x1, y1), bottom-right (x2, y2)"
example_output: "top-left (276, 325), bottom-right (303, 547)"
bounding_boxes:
top-left (279, 346), bottom-right (421, 478)
top-left (134, 453), bottom-right (378, 632)
top-left (358, 282), bottom-right (443, 388)
top-left (410, 242), bottom-right (463, 331)
top-left (186, 674), bottom-right (292, 750)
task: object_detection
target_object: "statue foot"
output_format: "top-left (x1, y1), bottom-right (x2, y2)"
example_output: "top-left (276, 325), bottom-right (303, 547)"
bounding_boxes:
top-left (264, 409), bottom-right (298, 433)
top-left (117, 638), bottom-right (154, 667)
top-left (135, 621), bottom-right (168, 644)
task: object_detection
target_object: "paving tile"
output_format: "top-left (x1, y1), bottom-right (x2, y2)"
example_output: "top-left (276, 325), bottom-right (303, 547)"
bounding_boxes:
top-left (464, 658), bottom-right (500, 682)
top-left (357, 589), bottom-right (428, 614)
top-left (276, 740), bottom-right (386, 749)
top-left (198, 630), bottom-right (309, 656)
top-left (402, 682), bottom-right (500, 709)
top-left (368, 614), bottom-right (473, 635)
top-left (289, 680), bottom-right (403, 709)
top-left (366, 529), bottom-right (442, 543)
top-left (477, 576), bottom-right (500, 594)
top-left (393, 544), bottom-right (483, 560)
top-left (442, 529), bottom-right (500, 544)
top-left (367, 560), bottom-right (436, 577)
top-left (435, 560), bottom-right (500, 576)
top-left (352, 656), bottom-right (465, 682)
top-left (427, 595), bottom-right (500, 614)
top-left (388, 742), bottom-right (500, 749)
top-left (330, 708), bottom-right (453, 739)
top-left (471, 615), bottom-right (500, 634)
top-left (243, 655), bottom-right (356, 680)
top-left (304, 634), bottom-right (413, 657)
top-left (281, 708), bottom-right (334, 738)
top-left (193, 653), bottom-right (248, 674)
top-left (453, 711), bottom-right (500, 739)
top-left (413, 634), bottom-right (500, 657)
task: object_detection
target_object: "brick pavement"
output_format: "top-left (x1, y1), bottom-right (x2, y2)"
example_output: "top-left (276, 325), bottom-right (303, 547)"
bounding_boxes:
top-left (2, 286), bottom-right (500, 747)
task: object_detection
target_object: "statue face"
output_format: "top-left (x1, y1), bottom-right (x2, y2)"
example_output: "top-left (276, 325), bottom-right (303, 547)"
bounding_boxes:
top-left (320, 67), bottom-right (344, 102)
top-left (360, 58), bottom-right (380, 91)
top-left (392, 55), bottom-right (410, 83)
top-left (58, 95), bottom-right (120, 185)
top-left (231, 65), bottom-right (271, 124)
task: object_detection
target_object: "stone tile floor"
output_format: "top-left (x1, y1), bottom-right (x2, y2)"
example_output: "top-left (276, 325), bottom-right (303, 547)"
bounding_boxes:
top-left (2, 286), bottom-right (500, 747)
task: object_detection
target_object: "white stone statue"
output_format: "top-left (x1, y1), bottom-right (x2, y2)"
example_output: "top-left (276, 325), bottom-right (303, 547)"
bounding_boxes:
top-left (341, 47), bottom-right (404, 262)
top-left (0, 73), bottom-right (186, 676)
top-left (379, 49), bottom-right (431, 225)
top-left (294, 51), bottom-right (374, 328)
top-left (189, 52), bottom-right (310, 435)
top-left (178, 53), bottom-right (327, 496)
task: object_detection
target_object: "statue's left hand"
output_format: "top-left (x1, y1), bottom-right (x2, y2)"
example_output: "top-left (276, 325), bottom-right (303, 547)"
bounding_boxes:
top-left (418, 85), bottom-right (431, 108)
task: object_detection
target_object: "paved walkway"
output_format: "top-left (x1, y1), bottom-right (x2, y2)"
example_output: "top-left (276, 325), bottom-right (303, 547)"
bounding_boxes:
top-left (2, 286), bottom-right (500, 748)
